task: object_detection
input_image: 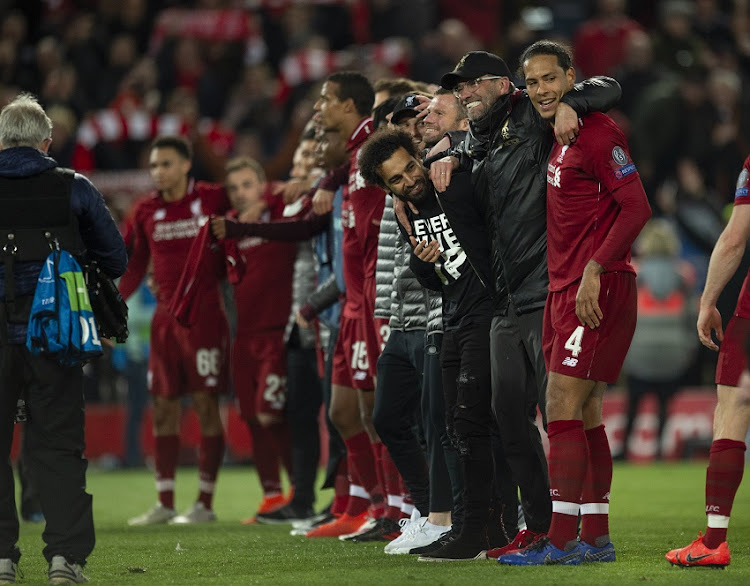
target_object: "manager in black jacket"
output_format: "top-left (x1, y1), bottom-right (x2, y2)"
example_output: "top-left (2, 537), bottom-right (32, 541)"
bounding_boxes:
top-left (430, 51), bottom-right (621, 553)
top-left (0, 94), bottom-right (127, 584)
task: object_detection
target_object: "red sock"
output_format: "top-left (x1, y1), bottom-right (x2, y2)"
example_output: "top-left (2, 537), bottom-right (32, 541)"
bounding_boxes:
top-left (344, 451), bottom-right (370, 516)
top-left (580, 425), bottom-right (612, 546)
top-left (344, 431), bottom-right (383, 515)
top-left (246, 419), bottom-right (282, 494)
top-left (377, 445), bottom-right (404, 520)
top-left (197, 434), bottom-right (224, 509)
top-left (154, 435), bottom-right (179, 510)
top-left (547, 420), bottom-right (588, 550)
top-left (331, 458), bottom-right (350, 515)
top-left (704, 439), bottom-right (746, 548)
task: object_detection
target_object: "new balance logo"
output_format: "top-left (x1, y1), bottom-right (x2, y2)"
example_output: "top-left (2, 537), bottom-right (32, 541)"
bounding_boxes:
top-left (562, 357), bottom-right (578, 367)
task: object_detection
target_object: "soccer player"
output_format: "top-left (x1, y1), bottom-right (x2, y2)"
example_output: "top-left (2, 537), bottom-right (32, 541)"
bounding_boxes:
top-left (303, 71), bottom-right (389, 538)
top-left (122, 136), bottom-right (231, 525)
top-left (665, 153), bottom-right (750, 569)
top-left (221, 157), bottom-right (297, 522)
top-left (498, 40), bottom-right (651, 565)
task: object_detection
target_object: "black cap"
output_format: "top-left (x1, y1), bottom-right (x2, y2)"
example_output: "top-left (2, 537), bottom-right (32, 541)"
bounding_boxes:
top-left (391, 94), bottom-right (421, 124)
top-left (440, 51), bottom-right (512, 90)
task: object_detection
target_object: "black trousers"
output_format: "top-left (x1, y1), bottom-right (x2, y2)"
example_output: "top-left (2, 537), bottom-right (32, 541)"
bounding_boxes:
top-left (285, 325), bottom-right (323, 510)
top-left (423, 334), bottom-right (463, 522)
top-left (441, 319), bottom-right (493, 537)
top-left (373, 329), bottom-right (430, 516)
top-left (490, 307), bottom-right (552, 533)
top-left (0, 346), bottom-right (94, 565)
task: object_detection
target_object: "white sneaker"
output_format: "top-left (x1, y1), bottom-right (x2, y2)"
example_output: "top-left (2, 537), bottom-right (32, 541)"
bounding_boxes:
top-left (384, 510), bottom-right (424, 554)
top-left (0, 558), bottom-right (16, 585)
top-left (170, 502), bottom-right (216, 524)
top-left (338, 516), bottom-right (377, 541)
top-left (128, 503), bottom-right (177, 526)
top-left (48, 555), bottom-right (88, 584)
top-left (388, 520), bottom-right (451, 555)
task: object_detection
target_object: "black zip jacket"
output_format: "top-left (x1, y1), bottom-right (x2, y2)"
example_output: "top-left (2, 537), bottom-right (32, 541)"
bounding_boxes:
top-left (453, 77), bottom-right (621, 316)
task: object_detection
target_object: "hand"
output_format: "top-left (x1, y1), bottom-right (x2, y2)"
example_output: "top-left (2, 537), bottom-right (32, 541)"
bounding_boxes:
top-left (274, 178), bottom-right (311, 204)
top-left (238, 200), bottom-right (266, 223)
top-left (697, 305), bottom-right (723, 351)
top-left (312, 188), bottom-right (334, 215)
top-left (257, 412), bottom-right (282, 427)
top-left (413, 94), bottom-right (433, 121)
top-left (554, 102), bottom-right (579, 146)
top-left (410, 237), bottom-right (441, 263)
top-left (429, 155), bottom-right (458, 193)
top-left (210, 216), bottom-right (227, 240)
top-left (393, 197), bottom-right (418, 235)
top-left (296, 310), bottom-right (312, 329)
top-left (575, 260), bottom-right (604, 328)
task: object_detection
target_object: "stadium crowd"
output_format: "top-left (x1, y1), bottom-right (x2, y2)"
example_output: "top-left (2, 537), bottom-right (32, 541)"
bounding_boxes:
top-left (4, 0), bottom-right (750, 579)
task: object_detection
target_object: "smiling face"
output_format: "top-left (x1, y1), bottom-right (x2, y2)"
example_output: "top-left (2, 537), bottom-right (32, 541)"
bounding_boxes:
top-left (455, 76), bottom-right (509, 122)
top-left (377, 146), bottom-right (429, 204)
top-left (523, 53), bottom-right (576, 122)
top-left (422, 93), bottom-right (466, 146)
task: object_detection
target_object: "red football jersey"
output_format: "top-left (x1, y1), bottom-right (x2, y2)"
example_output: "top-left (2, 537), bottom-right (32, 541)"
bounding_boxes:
top-left (732, 154), bottom-right (750, 318)
top-left (119, 179), bottom-right (230, 304)
top-left (228, 189), bottom-right (297, 335)
top-left (338, 117), bottom-right (386, 319)
top-left (545, 112), bottom-right (650, 292)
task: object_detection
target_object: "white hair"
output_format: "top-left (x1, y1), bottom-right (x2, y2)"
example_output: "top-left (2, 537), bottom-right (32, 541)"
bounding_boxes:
top-left (0, 93), bottom-right (53, 149)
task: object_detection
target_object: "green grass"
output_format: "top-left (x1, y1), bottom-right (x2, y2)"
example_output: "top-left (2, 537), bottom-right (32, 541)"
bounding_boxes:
top-left (13, 462), bottom-right (750, 584)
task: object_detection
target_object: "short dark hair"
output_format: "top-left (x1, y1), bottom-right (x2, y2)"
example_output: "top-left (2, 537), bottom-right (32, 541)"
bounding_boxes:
top-left (359, 126), bottom-right (417, 189)
top-left (519, 39), bottom-right (574, 75)
top-left (373, 77), bottom-right (420, 99)
top-left (150, 135), bottom-right (192, 160)
top-left (372, 95), bottom-right (400, 129)
top-left (328, 71), bottom-right (375, 117)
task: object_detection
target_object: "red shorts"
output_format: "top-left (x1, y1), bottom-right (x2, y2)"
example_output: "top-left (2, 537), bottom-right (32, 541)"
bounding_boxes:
top-left (149, 303), bottom-right (230, 397)
top-left (232, 334), bottom-right (287, 418)
top-left (716, 316), bottom-right (750, 387)
top-left (543, 272), bottom-right (637, 384)
top-left (331, 314), bottom-right (374, 389)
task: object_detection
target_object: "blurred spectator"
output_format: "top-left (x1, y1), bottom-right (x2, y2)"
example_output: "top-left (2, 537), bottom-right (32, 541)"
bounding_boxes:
top-left (97, 34), bottom-right (139, 109)
top-left (411, 18), bottom-right (481, 84)
top-left (692, 0), bottom-right (734, 58)
top-left (629, 64), bottom-right (714, 197)
top-left (618, 219), bottom-right (698, 460)
top-left (611, 29), bottom-right (666, 123)
top-left (651, 0), bottom-right (707, 75)
top-left (573, 0), bottom-right (644, 78)
top-left (706, 68), bottom-right (750, 198)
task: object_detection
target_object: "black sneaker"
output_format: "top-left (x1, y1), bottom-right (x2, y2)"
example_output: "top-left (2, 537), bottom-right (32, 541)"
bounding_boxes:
top-left (417, 534), bottom-right (488, 562)
top-left (256, 504), bottom-right (316, 525)
top-left (409, 529), bottom-right (456, 555)
top-left (350, 517), bottom-right (401, 542)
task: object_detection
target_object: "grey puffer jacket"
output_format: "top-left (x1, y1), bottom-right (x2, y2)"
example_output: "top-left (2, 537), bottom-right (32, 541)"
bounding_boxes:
top-left (284, 240), bottom-right (317, 348)
top-left (375, 196), bottom-right (442, 335)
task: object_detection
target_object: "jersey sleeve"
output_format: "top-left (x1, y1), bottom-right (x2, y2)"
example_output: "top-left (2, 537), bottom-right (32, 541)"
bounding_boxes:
top-left (733, 154), bottom-right (750, 206)
top-left (581, 117), bottom-right (641, 195)
top-left (118, 201), bottom-right (151, 301)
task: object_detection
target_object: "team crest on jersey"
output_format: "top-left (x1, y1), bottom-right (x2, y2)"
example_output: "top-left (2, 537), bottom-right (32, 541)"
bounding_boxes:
top-left (154, 209), bottom-right (166, 221)
top-left (612, 146), bottom-right (628, 165)
top-left (736, 169), bottom-right (749, 199)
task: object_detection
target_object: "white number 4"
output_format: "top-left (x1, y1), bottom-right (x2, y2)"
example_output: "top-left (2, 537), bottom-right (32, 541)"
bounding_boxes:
top-left (564, 326), bottom-right (584, 357)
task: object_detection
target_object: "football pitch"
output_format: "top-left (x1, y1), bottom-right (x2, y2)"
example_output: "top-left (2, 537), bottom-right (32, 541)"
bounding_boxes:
top-left (13, 462), bottom-right (750, 584)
